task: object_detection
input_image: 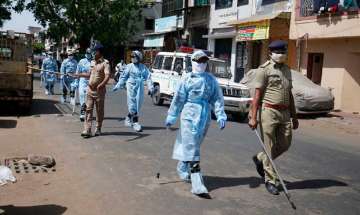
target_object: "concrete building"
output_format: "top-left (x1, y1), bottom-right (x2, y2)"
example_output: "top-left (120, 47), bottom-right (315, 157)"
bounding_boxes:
top-left (205, 0), bottom-right (294, 82)
top-left (143, 0), bottom-right (211, 52)
top-left (290, 0), bottom-right (360, 112)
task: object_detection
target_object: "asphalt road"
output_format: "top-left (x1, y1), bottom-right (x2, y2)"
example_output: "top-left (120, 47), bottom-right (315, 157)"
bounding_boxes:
top-left (0, 80), bottom-right (359, 215)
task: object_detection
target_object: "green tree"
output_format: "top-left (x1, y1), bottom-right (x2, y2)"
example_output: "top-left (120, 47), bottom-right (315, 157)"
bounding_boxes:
top-left (15, 0), bottom-right (142, 50)
top-left (0, 0), bottom-right (12, 27)
top-left (32, 42), bottom-right (45, 54)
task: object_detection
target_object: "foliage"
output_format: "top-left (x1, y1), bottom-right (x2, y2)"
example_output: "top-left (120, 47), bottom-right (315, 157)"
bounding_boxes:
top-left (33, 42), bottom-right (45, 54)
top-left (14, 0), bottom-right (142, 50)
top-left (0, 0), bottom-right (12, 27)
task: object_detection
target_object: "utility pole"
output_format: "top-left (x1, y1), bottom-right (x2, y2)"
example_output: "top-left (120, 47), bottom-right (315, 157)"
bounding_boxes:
top-left (170, 0), bottom-right (188, 49)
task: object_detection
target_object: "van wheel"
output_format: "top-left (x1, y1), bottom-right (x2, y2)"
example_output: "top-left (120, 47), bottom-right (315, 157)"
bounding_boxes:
top-left (232, 113), bottom-right (248, 123)
top-left (152, 85), bottom-right (164, 106)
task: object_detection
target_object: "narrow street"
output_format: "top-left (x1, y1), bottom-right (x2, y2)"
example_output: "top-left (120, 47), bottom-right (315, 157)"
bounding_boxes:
top-left (1, 80), bottom-right (360, 215)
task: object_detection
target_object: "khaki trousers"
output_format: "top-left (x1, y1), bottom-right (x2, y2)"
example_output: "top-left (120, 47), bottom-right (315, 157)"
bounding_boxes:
top-left (257, 106), bottom-right (292, 185)
top-left (84, 90), bottom-right (105, 131)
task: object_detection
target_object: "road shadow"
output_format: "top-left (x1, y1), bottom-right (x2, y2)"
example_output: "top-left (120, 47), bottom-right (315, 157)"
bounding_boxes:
top-left (142, 126), bottom-right (179, 131)
top-left (297, 113), bottom-right (330, 120)
top-left (104, 117), bottom-right (125, 121)
top-left (286, 179), bottom-right (348, 190)
top-left (31, 99), bottom-right (62, 115)
top-left (101, 131), bottom-right (150, 142)
top-left (0, 204), bottom-right (67, 215)
top-left (0, 120), bottom-right (17, 129)
top-left (204, 176), bottom-right (262, 192)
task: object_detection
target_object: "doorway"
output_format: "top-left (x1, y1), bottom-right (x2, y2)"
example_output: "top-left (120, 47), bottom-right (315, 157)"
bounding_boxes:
top-left (307, 53), bottom-right (324, 85)
top-left (214, 38), bottom-right (232, 62)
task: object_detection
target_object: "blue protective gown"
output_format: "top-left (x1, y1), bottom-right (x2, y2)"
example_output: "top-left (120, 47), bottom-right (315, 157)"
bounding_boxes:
top-left (166, 72), bottom-right (227, 162)
top-left (113, 63), bottom-right (154, 114)
top-left (41, 57), bottom-right (58, 88)
top-left (60, 58), bottom-right (78, 92)
top-left (76, 58), bottom-right (91, 106)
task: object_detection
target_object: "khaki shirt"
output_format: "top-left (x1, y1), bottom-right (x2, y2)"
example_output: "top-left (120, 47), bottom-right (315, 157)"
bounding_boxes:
top-left (254, 60), bottom-right (292, 106)
top-left (88, 57), bottom-right (110, 94)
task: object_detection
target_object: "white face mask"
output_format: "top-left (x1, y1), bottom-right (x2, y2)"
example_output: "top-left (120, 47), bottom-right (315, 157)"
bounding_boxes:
top-left (191, 61), bottom-right (207, 73)
top-left (270, 52), bottom-right (287, 64)
top-left (68, 55), bottom-right (74, 60)
top-left (131, 57), bottom-right (139, 64)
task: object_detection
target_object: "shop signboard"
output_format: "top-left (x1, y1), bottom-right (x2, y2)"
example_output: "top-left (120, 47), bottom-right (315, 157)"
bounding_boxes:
top-left (144, 35), bottom-right (164, 47)
top-left (155, 15), bottom-right (184, 33)
top-left (236, 20), bottom-right (270, 41)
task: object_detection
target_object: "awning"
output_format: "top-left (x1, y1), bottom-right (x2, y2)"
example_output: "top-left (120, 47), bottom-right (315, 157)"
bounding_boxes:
top-left (227, 12), bottom-right (290, 26)
top-left (202, 27), bottom-right (237, 39)
top-left (142, 30), bottom-right (175, 37)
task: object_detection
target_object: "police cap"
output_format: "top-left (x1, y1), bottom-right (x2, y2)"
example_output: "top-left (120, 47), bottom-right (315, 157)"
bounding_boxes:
top-left (269, 40), bottom-right (287, 51)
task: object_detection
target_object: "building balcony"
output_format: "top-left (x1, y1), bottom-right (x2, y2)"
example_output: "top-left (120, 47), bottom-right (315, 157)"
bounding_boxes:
top-left (290, 0), bottom-right (360, 39)
top-left (298, 0), bottom-right (359, 17)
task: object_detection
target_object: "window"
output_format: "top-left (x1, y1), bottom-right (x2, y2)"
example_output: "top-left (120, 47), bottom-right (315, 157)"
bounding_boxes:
top-left (153, 55), bottom-right (164, 69)
top-left (173, 57), bottom-right (184, 74)
top-left (261, 0), bottom-right (287, 5)
top-left (195, 0), bottom-right (209, 6)
top-left (162, 0), bottom-right (184, 17)
top-left (0, 47), bottom-right (12, 59)
top-left (144, 18), bottom-right (155, 30)
top-left (238, 0), bottom-right (249, 6)
top-left (215, 0), bottom-right (233, 9)
top-left (163, 57), bottom-right (174, 70)
top-left (208, 60), bottom-right (232, 79)
top-left (214, 38), bottom-right (232, 61)
top-left (185, 57), bottom-right (192, 72)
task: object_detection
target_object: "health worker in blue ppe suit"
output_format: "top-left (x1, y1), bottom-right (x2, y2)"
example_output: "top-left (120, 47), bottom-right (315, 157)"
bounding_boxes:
top-left (112, 50), bottom-right (154, 132)
top-left (165, 50), bottom-right (227, 198)
top-left (60, 49), bottom-right (78, 103)
top-left (41, 51), bottom-right (58, 95)
top-left (76, 48), bottom-right (93, 121)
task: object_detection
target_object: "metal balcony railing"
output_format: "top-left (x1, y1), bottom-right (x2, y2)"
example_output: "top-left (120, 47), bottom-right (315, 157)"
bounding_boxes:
top-left (300, 0), bottom-right (315, 16)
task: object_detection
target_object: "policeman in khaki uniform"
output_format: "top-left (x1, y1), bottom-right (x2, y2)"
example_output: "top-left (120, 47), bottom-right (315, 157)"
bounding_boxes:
top-left (73, 44), bottom-right (110, 138)
top-left (248, 40), bottom-right (299, 195)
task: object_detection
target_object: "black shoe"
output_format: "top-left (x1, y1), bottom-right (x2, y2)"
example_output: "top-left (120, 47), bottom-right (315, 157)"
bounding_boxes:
top-left (196, 193), bottom-right (212, 199)
top-left (252, 155), bottom-right (265, 178)
top-left (94, 128), bottom-right (101, 136)
top-left (265, 182), bottom-right (279, 195)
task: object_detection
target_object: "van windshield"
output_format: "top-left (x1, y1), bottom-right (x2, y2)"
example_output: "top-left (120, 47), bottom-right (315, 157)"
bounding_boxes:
top-left (208, 60), bottom-right (231, 79)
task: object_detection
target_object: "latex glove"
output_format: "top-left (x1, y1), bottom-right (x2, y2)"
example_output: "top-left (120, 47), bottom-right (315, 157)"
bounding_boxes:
top-left (165, 115), bottom-right (176, 128)
top-left (218, 119), bottom-right (226, 130)
top-left (112, 84), bottom-right (120, 92)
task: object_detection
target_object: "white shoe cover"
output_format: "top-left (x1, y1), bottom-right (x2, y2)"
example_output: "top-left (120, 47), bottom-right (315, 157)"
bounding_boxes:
top-left (191, 172), bottom-right (208, 195)
top-left (132, 122), bottom-right (142, 132)
top-left (70, 97), bottom-right (76, 106)
top-left (124, 117), bottom-right (132, 127)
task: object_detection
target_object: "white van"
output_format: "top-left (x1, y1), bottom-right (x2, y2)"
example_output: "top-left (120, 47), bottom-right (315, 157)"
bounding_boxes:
top-left (150, 51), bottom-right (252, 121)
